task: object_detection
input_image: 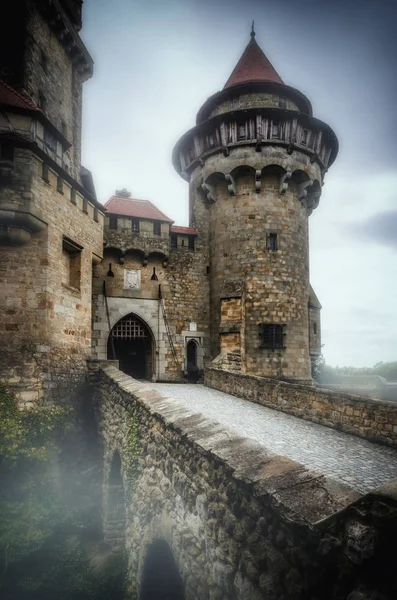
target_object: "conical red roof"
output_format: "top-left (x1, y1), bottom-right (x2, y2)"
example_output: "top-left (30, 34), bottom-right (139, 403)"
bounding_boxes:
top-left (224, 34), bottom-right (283, 89)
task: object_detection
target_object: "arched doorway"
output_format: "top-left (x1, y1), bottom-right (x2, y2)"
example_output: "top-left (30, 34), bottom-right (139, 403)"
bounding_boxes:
top-left (186, 339), bottom-right (199, 383)
top-left (108, 313), bottom-right (154, 380)
top-left (140, 539), bottom-right (185, 600)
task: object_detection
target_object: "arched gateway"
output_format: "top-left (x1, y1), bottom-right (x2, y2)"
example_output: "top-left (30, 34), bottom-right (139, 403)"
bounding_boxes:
top-left (107, 313), bottom-right (154, 380)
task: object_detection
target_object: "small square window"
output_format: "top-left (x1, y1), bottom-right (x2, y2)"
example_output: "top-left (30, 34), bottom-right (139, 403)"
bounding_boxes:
top-left (109, 216), bottom-right (118, 230)
top-left (153, 222), bottom-right (161, 236)
top-left (268, 233), bottom-right (278, 251)
top-left (132, 218), bottom-right (139, 233)
top-left (260, 324), bottom-right (285, 350)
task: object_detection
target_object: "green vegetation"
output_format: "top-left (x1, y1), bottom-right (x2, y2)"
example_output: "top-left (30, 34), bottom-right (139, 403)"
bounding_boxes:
top-left (313, 358), bottom-right (397, 384)
top-left (124, 412), bottom-right (141, 484)
top-left (0, 384), bottom-right (128, 600)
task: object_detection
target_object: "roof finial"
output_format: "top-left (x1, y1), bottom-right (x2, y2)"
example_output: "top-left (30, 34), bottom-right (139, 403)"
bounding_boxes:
top-left (251, 20), bottom-right (255, 39)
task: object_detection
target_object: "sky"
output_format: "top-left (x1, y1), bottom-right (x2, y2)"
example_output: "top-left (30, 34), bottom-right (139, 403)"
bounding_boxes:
top-left (80, 0), bottom-right (397, 368)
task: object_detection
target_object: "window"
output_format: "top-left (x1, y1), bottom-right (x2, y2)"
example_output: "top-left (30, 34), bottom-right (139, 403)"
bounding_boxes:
top-left (301, 129), bottom-right (309, 146)
top-left (238, 123), bottom-right (247, 141)
top-left (268, 233), bottom-right (278, 251)
top-left (44, 129), bottom-right (57, 152)
top-left (181, 238), bottom-right (185, 247)
top-left (272, 121), bottom-right (279, 139)
top-left (150, 267), bottom-right (158, 281)
top-left (153, 221), bottom-right (161, 236)
top-left (62, 236), bottom-right (82, 291)
top-left (260, 324), bottom-right (285, 350)
top-left (188, 236), bottom-right (195, 250)
top-left (109, 216), bottom-right (118, 230)
top-left (313, 322), bottom-right (317, 335)
top-left (279, 97), bottom-right (286, 109)
top-left (61, 120), bottom-right (67, 138)
top-left (70, 188), bottom-right (76, 204)
top-left (132, 218), bottom-right (139, 233)
top-left (206, 133), bottom-right (215, 149)
top-left (83, 198), bottom-right (88, 214)
top-left (171, 235), bottom-right (177, 248)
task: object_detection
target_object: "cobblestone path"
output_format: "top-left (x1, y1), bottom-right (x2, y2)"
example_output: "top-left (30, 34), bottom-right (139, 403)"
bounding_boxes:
top-left (148, 383), bottom-right (397, 494)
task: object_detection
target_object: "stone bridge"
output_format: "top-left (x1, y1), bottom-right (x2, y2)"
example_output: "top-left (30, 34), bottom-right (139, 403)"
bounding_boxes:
top-left (90, 363), bottom-right (397, 600)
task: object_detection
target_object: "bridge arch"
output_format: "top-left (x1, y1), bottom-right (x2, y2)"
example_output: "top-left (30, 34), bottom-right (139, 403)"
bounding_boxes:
top-left (140, 538), bottom-right (185, 600)
top-left (107, 312), bottom-right (155, 380)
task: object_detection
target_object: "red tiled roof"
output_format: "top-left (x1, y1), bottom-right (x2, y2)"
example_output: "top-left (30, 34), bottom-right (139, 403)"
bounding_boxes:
top-left (170, 226), bottom-right (197, 235)
top-left (0, 80), bottom-right (41, 112)
top-left (224, 35), bottom-right (283, 89)
top-left (104, 195), bottom-right (174, 223)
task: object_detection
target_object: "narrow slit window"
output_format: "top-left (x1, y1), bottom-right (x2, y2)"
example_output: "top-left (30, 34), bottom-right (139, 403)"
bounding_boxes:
top-left (132, 218), bottom-right (139, 233)
top-left (313, 322), bottom-right (317, 335)
top-left (301, 129), bottom-right (309, 146)
top-left (238, 123), bottom-right (247, 141)
top-left (109, 216), bottom-right (117, 230)
top-left (268, 233), bottom-right (278, 251)
top-left (150, 267), bottom-right (158, 281)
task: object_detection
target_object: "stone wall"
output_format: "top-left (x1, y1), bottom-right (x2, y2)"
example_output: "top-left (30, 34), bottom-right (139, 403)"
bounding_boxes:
top-left (93, 364), bottom-right (397, 600)
top-left (92, 236), bottom-right (210, 381)
top-left (22, 1), bottom-right (85, 180)
top-left (0, 150), bottom-right (103, 403)
top-left (190, 147), bottom-right (321, 381)
top-left (205, 367), bottom-right (397, 447)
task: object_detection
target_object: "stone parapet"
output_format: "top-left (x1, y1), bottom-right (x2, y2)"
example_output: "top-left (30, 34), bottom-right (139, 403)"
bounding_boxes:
top-left (205, 367), bottom-right (397, 447)
top-left (94, 364), bottom-right (397, 599)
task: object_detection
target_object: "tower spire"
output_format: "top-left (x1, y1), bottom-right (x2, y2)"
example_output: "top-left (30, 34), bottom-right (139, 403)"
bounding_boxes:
top-left (223, 28), bottom-right (283, 89)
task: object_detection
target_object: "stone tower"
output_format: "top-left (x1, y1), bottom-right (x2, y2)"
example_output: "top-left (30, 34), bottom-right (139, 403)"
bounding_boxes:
top-left (0, 0), bottom-right (104, 403)
top-left (173, 28), bottom-right (338, 381)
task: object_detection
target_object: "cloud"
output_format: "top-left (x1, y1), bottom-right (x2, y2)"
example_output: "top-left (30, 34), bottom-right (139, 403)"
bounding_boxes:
top-left (346, 210), bottom-right (397, 249)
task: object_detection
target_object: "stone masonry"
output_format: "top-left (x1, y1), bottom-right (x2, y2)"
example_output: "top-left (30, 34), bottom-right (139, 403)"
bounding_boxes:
top-left (93, 364), bottom-right (397, 600)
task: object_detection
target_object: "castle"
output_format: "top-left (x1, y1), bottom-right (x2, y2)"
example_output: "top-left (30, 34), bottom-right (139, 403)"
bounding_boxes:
top-left (0, 1), bottom-right (338, 402)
